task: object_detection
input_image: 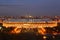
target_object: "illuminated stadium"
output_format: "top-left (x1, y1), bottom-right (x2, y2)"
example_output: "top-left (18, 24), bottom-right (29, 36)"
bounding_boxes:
top-left (2, 16), bottom-right (58, 34)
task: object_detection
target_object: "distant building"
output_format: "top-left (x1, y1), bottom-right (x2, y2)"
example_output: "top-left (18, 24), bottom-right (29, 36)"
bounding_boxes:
top-left (3, 18), bottom-right (57, 28)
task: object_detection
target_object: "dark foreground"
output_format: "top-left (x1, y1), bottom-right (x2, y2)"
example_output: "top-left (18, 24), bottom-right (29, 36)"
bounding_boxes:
top-left (0, 32), bottom-right (60, 40)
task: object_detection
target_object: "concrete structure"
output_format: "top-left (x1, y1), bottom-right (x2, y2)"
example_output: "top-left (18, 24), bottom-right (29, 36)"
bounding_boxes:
top-left (3, 19), bottom-right (57, 28)
top-left (1, 18), bottom-right (59, 34)
top-left (0, 16), bottom-right (60, 34)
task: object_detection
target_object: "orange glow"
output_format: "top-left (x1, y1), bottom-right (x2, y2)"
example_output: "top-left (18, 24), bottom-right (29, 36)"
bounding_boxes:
top-left (2, 20), bottom-right (59, 34)
top-left (3, 21), bottom-right (57, 28)
top-left (38, 28), bottom-right (46, 35)
top-left (11, 28), bottom-right (21, 34)
top-left (53, 32), bottom-right (58, 35)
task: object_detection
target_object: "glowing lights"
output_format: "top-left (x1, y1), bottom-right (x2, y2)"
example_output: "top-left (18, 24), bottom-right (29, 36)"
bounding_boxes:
top-left (43, 36), bottom-right (47, 39)
top-left (23, 24), bottom-right (30, 25)
top-left (0, 27), bottom-right (2, 29)
top-left (53, 36), bottom-right (55, 38)
top-left (11, 28), bottom-right (21, 34)
top-left (38, 28), bottom-right (46, 35)
top-left (53, 32), bottom-right (57, 35)
top-left (29, 16), bottom-right (32, 18)
top-left (2, 19), bottom-right (58, 34)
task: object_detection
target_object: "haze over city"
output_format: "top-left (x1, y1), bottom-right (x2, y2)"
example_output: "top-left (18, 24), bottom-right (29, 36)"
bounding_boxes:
top-left (0, 0), bottom-right (60, 16)
top-left (0, 0), bottom-right (60, 40)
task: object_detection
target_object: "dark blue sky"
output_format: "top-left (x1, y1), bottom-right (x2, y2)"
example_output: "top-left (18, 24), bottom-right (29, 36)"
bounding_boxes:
top-left (0, 0), bottom-right (60, 16)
